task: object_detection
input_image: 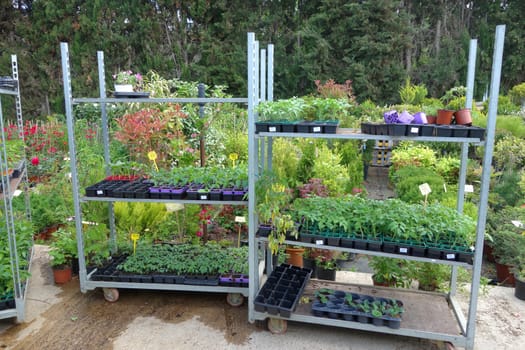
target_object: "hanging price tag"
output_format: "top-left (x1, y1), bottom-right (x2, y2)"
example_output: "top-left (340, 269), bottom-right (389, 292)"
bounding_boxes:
top-left (235, 216), bottom-right (246, 223)
top-left (464, 184), bottom-right (474, 193)
top-left (419, 183), bottom-right (431, 196)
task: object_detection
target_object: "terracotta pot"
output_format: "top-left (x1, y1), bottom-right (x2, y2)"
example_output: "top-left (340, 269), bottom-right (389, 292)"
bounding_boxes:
top-left (53, 265), bottom-right (72, 284)
top-left (495, 261), bottom-right (515, 286)
top-left (483, 241), bottom-right (496, 263)
top-left (436, 109), bottom-right (454, 125)
top-left (285, 247), bottom-right (305, 268)
top-left (426, 115), bottom-right (437, 124)
top-left (454, 109), bottom-right (473, 125)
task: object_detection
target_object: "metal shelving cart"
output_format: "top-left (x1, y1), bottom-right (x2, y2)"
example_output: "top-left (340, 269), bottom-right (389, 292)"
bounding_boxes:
top-left (0, 55), bottom-right (32, 322)
top-left (246, 26), bottom-right (505, 350)
top-left (59, 34), bottom-right (271, 305)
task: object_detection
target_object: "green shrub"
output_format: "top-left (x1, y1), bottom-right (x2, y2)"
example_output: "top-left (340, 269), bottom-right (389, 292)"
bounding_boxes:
top-left (493, 134), bottom-right (525, 170)
top-left (482, 95), bottom-right (520, 115)
top-left (392, 166), bottom-right (446, 204)
top-left (311, 144), bottom-right (350, 195)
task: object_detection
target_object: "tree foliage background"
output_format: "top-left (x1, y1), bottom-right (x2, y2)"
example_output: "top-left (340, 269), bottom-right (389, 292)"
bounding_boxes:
top-left (0, 0), bottom-right (523, 117)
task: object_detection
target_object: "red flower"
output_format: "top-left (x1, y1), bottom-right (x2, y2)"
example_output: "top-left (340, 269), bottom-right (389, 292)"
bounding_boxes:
top-left (196, 231), bottom-right (203, 237)
top-left (31, 157), bottom-right (39, 166)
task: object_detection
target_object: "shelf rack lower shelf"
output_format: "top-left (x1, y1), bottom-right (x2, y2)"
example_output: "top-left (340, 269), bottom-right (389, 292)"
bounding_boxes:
top-left (257, 237), bottom-right (473, 268)
top-left (83, 277), bottom-right (249, 296)
top-left (252, 279), bottom-right (467, 346)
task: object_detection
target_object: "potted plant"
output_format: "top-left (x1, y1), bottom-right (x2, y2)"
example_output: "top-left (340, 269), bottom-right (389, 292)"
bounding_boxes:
top-left (255, 97), bottom-right (307, 133)
top-left (313, 250), bottom-right (337, 281)
top-left (369, 257), bottom-right (414, 288)
top-left (513, 264), bottom-right (525, 301)
top-left (255, 171), bottom-right (296, 254)
top-left (49, 228), bottom-right (77, 284)
top-left (113, 70), bottom-right (143, 92)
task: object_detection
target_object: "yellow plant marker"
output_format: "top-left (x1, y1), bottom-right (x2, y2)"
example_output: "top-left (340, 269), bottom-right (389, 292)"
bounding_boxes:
top-left (148, 151), bottom-right (159, 171)
top-left (229, 152), bottom-right (238, 167)
top-left (131, 233), bottom-right (140, 255)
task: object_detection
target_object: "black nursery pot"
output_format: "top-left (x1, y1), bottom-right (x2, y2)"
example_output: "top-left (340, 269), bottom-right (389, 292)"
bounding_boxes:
top-left (515, 277), bottom-right (525, 301)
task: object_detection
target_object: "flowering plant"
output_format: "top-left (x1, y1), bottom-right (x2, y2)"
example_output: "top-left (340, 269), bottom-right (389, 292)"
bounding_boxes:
top-left (113, 70), bottom-right (143, 90)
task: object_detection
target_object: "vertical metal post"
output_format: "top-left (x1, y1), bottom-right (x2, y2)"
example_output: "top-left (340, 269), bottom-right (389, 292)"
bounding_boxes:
top-left (61, 42), bottom-right (87, 292)
top-left (465, 39), bottom-right (478, 109)
top-left (465, 25), bottom-right (505, 350)
top-left (198, 83), bottom-right (206, 167)
top-left (11, 55), bottom-right (31, 221)
top-left (267, 44), bottom-right (274, 102)
top-left (97, 51), bottom-right (116, 254)
top-left (456, 142), bottom-right (469, 214)
top-left (0, 97), bottom-right (23, 320)
top-left (247, 32), bottom-right (257, 323)
top-left (260, 50), bottom-right (266, 103)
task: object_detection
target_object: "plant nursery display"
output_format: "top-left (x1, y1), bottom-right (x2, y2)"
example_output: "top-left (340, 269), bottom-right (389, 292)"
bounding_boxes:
top-left (311, 288), bottom-right (404, 329)
top-left (248, 26), bottom-right (506, 350)
top-left (255, 96), bottom-right (352, 134)
top-left (360, 108), bottom-right (485, 139)
top-left (60, 39), bottom-right (256, 306)
top-left (292, 196), bottom-right (476, 263)
top-left (90, 243), bottom-right (249, 286)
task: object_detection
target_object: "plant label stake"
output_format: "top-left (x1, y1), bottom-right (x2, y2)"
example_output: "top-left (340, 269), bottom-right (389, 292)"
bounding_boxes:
top-left (148, 151), bottom-right (159, 171)
top-left (131, 233), bottom-right (140, 255)
top-left (235, 216), bottom-right (246, 247)
top-left (419, 183), bottom-right (431, 206)
top-left (229, 152), bottom-right (238, 167)
top-left (511, 220), bottom-right (523, 228)
top-left (464, 184), bottom-right (474, 193)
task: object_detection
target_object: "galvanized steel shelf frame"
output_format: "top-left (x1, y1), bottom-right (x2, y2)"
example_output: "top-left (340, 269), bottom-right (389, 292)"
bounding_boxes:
top-left (246, 26), bottom-right (506, 350)
top-left (0, 55), bottom-right (32, 322)
top-left (59, 37), bottom-right (272, 301)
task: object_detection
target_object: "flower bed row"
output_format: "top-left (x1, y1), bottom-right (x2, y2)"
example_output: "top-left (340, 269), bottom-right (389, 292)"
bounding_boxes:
top-left (254, 263), bottom-right (312, 317)
top-left (255, 120), bottom-right (340, 134)
top-left (311, 288), bottom-right (404, 329)
top-left (85, 178), bottom-right (248, 201)
top-left (361, 122), bottom-right (485, 139)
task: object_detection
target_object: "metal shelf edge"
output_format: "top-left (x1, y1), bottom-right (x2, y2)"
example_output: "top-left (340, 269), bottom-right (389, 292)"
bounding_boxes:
top-left (256, 237), bottom-right (473, 268)
top-left (251, 310), bottom-right (467, 345)
top-left (84, 280), bottom-right (249, 296)
top-left (81, 196), bottom-right (248, 206)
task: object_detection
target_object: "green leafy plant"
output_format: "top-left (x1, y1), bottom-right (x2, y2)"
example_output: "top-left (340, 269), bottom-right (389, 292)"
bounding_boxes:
top-left (49, 228), bottom-right (77, 268)
top-left (369, 257), bottom-right (415, 288)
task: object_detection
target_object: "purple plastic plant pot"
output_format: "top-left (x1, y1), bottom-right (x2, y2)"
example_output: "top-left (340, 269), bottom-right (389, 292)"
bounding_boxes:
top-left (397, 110), bottom-right (414, 124)
top-left (383, 110), bottom-right (398, 124)
top-left (412, 112), bottom-right (427, 124)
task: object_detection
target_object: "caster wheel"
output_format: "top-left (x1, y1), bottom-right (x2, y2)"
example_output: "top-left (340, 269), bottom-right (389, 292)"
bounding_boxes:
top-left (267, 318), bottom-right (287, 334)
top-left (226, 293), bottom-right (244, 307)
top-left (103, 288), bottom-right (119, 302)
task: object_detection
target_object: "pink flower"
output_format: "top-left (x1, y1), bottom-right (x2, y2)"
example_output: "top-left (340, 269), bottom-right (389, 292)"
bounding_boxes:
top-left (31, 157), bottom-right (39, 166)
top-left (196, 231), bottom-right (203, 237)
